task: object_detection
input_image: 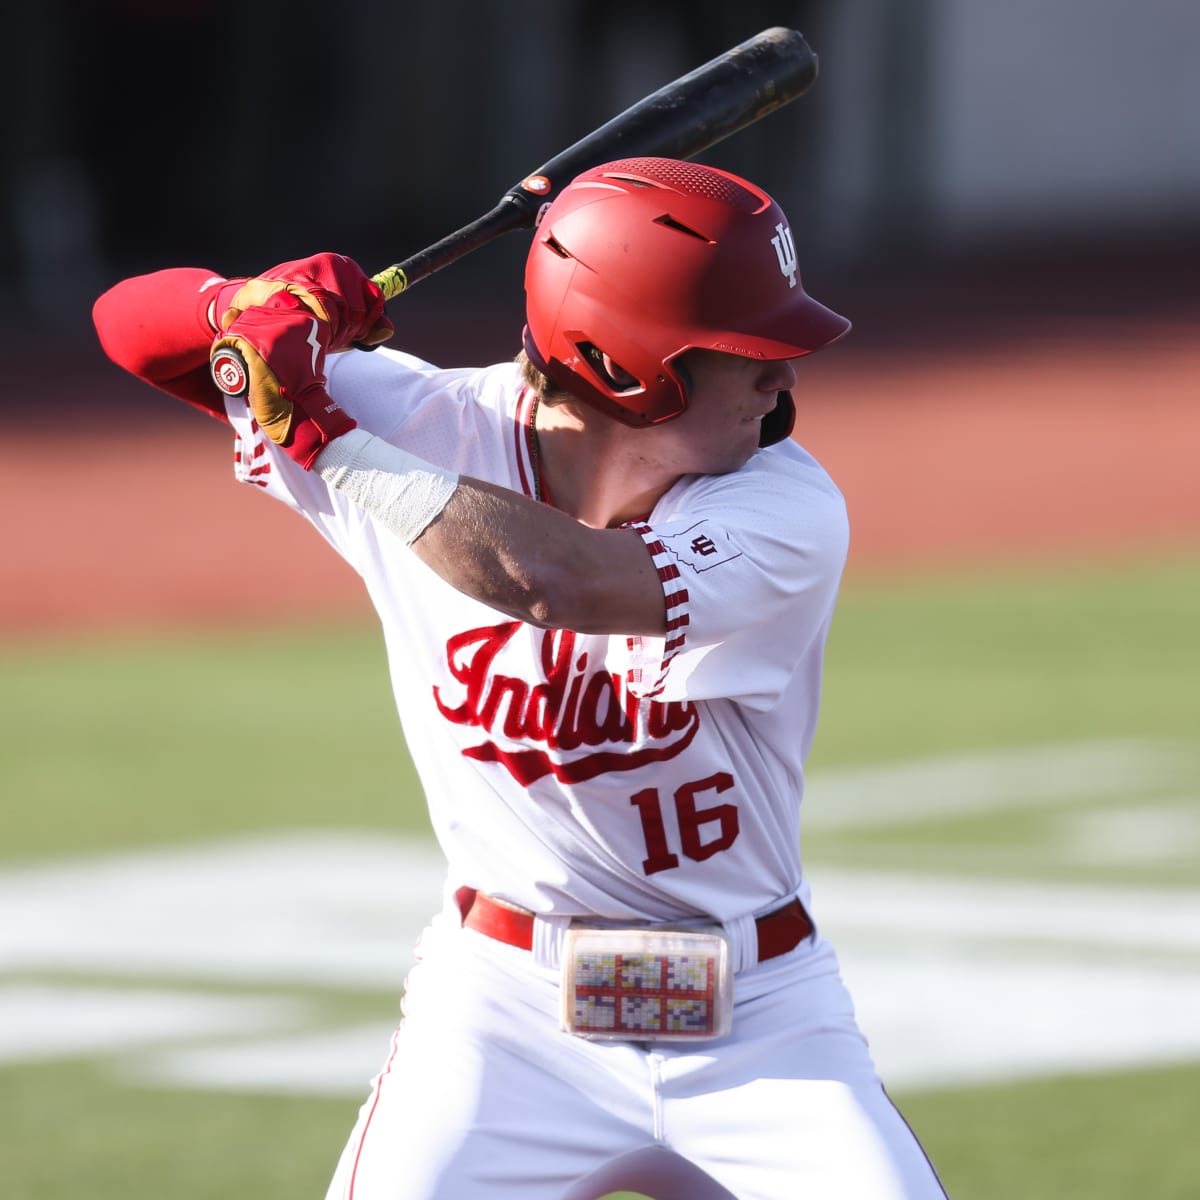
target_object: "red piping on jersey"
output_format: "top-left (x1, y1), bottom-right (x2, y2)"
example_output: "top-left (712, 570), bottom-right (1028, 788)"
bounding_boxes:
top-left (515, 385), bottom-right (554, 506)
top-left (627, 525), bottom-right (691, 698)
top-left (514, 386), bottom-right (538, 501)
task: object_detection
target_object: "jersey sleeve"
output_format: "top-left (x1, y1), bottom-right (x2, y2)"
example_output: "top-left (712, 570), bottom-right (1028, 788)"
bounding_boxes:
top-left (623, 445), bottom-right (850, 709)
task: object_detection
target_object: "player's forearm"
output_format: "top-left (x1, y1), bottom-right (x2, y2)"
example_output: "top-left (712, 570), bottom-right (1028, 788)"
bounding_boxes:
top-left (316, 430), bottom-right (664, 635)
top-left (93, 268), bottom-right (239, 419)
top-left (419, 477), bottom-right (665, 634)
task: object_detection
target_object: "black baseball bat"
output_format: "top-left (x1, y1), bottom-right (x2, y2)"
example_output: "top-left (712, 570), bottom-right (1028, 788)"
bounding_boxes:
top-left (370, 27), bottom-right (819, 300)
top-left (211, 28), bottom-right (818, 396)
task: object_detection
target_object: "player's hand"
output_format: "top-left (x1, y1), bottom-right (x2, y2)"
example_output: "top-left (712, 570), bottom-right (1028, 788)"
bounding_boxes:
top-left (216, 251), bottom-right (393, 352)
top-left (211, 296), bottom-right (355, 470)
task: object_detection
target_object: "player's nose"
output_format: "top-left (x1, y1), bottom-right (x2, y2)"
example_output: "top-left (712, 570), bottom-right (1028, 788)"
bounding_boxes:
top-left (757, 358), bottom-right (798, 392)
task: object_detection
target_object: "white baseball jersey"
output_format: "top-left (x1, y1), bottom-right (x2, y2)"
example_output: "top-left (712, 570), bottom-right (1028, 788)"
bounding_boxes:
top-left (225, 345), bottom-right (848, 928)
top-left (94, 256), bottom-right (946, 1200)
top-left (223, 345), bottom-right (951, 1200)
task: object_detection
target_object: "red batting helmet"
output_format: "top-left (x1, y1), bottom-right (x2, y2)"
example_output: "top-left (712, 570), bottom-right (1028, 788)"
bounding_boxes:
top-left (522, 157), bottom-right (850, 445)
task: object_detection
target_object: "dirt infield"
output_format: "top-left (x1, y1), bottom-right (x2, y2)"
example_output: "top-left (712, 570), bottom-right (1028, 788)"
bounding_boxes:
top-left (3, 324), bottom-right (1197, 638)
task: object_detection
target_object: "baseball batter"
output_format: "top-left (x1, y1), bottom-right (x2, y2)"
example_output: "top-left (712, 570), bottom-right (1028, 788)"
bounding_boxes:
top-left (94, 158), bottom-right (948, 1199)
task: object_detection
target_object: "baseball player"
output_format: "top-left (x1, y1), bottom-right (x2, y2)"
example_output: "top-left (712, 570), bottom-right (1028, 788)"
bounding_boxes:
top-left (94, 158), bottom-right (948, 1200)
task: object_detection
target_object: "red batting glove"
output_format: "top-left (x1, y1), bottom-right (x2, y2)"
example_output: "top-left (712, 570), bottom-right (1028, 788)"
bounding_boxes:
top-left (211, 294), bottom-right (356, 470)
top-left (216, 251), bottom-right (394, 352)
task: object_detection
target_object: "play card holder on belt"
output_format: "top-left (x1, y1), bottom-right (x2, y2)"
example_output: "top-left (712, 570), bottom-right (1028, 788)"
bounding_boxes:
top-left (561, 925), bottom-right (733, 1043)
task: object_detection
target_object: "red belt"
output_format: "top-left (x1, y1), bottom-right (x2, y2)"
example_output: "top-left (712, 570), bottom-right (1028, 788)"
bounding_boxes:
top-left (456, 888), bottom-right (813, 964)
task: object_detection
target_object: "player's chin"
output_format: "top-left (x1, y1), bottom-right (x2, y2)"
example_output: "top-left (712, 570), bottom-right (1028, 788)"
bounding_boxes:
top-left (734, 417), bottom-right (769, 460)
top-left (682, 420), bottom-right (764, 475)
top-left (709, 435), bottom-right (762, 474)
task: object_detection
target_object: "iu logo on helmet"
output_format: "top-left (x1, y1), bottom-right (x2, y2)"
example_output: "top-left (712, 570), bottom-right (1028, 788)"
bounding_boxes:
top-left (770, 222), bottom-right (798, 289)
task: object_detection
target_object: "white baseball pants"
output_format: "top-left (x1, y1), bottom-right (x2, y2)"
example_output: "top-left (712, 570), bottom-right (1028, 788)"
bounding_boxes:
top-left (324, 908), bottom-right (948, 1200)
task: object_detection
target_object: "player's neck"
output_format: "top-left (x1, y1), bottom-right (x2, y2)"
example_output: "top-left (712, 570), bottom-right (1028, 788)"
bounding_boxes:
top-left (534, 403), bottom-right (674, 529)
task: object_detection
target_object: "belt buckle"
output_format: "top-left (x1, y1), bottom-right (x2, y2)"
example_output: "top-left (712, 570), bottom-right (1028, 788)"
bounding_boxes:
top-left (561, 925), bottom-right (733, 1043)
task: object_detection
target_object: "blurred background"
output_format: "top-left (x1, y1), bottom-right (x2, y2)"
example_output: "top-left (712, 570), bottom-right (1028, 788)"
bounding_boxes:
top-left (2, 0), bottom-right (1197, 363)
top-left (2, 0), bottom-right (1196, 620)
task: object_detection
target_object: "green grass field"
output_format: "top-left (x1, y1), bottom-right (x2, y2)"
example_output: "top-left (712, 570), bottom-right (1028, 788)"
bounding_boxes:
top-left (2, 552), bottom-right (1197, 1199)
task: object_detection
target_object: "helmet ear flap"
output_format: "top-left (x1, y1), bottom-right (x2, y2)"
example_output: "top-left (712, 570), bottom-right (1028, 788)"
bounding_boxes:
top-left (759, 391), bottom-right (796, 447)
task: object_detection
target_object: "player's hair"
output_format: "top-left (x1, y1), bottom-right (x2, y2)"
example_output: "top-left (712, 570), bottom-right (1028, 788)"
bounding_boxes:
top-left (515, 348), bottom-right (576, 409)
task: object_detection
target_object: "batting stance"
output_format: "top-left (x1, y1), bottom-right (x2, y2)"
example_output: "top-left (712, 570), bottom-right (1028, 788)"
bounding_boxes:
top-left (95, 158), bottom-right (948, 1200)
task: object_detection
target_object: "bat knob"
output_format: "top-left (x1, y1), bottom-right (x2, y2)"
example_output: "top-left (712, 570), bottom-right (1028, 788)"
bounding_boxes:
top-left (211, 346), bottom-right (250, 397)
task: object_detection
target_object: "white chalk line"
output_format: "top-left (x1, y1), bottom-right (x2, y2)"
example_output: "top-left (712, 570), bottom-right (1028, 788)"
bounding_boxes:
top-left (0, 738), bottom-right (1196, 1095)
top-left (801, 737), bottom-right (1192, 829)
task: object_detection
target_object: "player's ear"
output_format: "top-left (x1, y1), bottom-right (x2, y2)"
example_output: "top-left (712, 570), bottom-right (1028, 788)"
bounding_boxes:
top-left (583, 344), bottom-right (640, 393)
top-left (599, 352), bottom-right (639, 391)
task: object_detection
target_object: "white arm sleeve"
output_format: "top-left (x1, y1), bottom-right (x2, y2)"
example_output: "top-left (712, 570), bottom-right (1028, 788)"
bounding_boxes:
top-left (315, 428), bottom-right (459, 546)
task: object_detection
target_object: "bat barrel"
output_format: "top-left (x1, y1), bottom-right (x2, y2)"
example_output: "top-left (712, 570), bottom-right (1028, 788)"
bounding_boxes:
top-left (371, 27), bottom-right (817, 301)
top-left (516, 28), bottom-right (817, 208)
